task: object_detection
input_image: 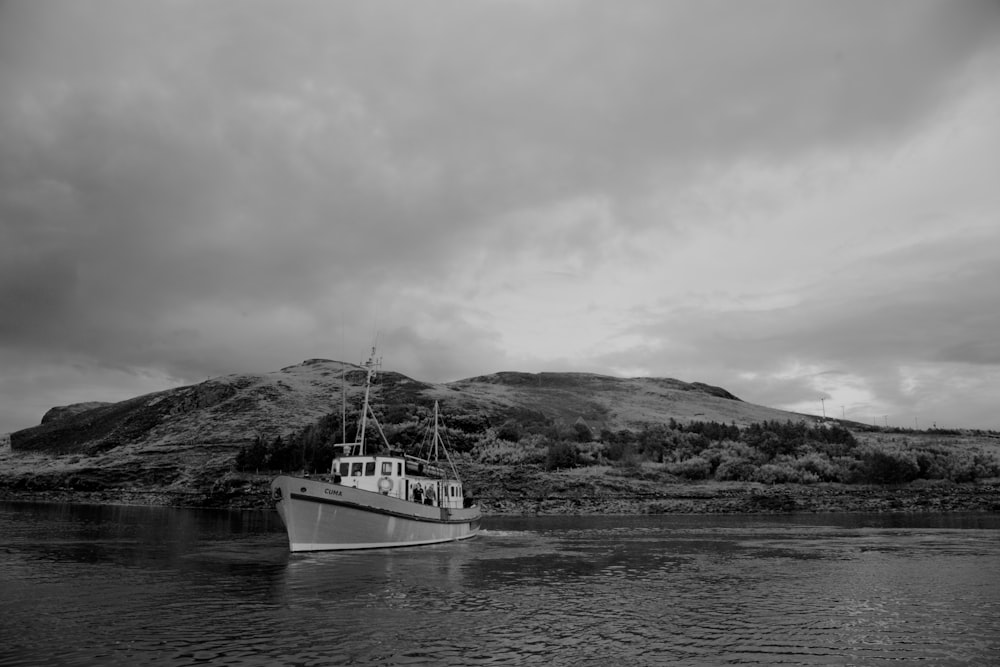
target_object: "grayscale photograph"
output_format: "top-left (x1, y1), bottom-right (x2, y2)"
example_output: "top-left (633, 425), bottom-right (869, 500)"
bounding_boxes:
top-left (1, 1), bottom-right (998, 665)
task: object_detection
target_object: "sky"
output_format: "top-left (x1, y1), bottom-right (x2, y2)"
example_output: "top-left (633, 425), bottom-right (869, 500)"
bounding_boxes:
top-left (2, 0), bottom-right (999, 434)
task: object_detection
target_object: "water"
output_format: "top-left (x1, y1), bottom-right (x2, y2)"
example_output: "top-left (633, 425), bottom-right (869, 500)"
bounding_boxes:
top-left (1, 503), bottom-right (998, 666)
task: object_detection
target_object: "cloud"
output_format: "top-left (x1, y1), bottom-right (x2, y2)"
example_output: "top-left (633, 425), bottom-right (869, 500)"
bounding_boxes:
top-left (1, 0), bottom-right (999, 431)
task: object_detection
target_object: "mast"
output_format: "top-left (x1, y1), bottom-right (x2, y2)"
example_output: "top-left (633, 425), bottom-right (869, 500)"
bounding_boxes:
top-left (432, 401), bottom-right (440, 462)
top-left (356, 346), bottom-right (379, 455)
top-left (430, 400), bottom-right (463, 484)
top-left (341, 327), bottom-right (347, 445)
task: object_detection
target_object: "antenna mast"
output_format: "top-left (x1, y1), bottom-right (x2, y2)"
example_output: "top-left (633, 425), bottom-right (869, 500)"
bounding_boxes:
top-left (433, 401), bottom-right (440, 462)
top-left (341, 365), bottom-right (347, 445)
top-left (341, 327), bottom-right (347, 445)
top-left (355, 346), bottom-right (386, 455)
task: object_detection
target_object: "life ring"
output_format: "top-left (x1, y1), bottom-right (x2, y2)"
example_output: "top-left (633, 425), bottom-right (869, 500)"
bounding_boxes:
top-left (377, 477), bottom-right (393, 493)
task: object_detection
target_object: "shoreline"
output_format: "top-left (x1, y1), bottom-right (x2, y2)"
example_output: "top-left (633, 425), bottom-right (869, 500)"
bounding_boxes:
top-left (2, 479), bottom-right (998, 516)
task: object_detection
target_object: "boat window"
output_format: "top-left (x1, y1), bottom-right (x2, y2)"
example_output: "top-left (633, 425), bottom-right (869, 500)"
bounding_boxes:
top-left (397, 462), bottom-right (402, 476)
top-left (339, 462), bottom-right (349, 476)
top-left (382, 462), bottom-right (392, 475)
top-left (365, 462), bottom-right (376, 476)
top-left (351, 462), bottom-right (363, 476)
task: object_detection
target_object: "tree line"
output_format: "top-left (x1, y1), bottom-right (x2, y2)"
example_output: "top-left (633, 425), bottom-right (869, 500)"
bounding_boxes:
top-left (237, 410), bottom-right (1000, 486)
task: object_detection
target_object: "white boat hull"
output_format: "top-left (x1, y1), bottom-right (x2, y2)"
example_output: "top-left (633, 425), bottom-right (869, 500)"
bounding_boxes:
top-left (271, 475), bottom-right (481, 552)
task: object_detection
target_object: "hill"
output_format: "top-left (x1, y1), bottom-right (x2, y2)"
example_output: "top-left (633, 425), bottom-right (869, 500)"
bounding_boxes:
top-left (2, 358), bottom-right (998, 512)
top-left (0, 359), bottom-right (800, 497)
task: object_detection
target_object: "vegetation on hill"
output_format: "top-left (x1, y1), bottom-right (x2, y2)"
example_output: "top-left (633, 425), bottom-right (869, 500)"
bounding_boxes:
top-left (240, 409), bottom-right (1000, 488)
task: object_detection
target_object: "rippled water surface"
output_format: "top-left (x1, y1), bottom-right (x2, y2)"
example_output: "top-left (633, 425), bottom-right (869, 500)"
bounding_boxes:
top-left (1, 503), bottom-right (998, 666)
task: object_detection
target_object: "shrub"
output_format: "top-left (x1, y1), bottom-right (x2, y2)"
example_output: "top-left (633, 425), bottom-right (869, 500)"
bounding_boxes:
top-left (573, 422), bottom-right (593, 443)
top-left (740, 419), bottom-right (856, 461)
top-left (829, 456), bottom-right (860, 483)
top-left (916, 448), bottom-right (1000, 482)
top-left (854, 443), bottom-right (920, 484)
top-left (636, 423), bottom-right (673, 460)
top-left (676, 432), bottom-right (711, 459)
top-left (666, 456), bottom-right (712, 480)
top-left (473, 430), bottom-right (546, 465)
top-left (793, 452), bottom-right (838, 482)
top-left (610, 444), bottom-right (643, 472)
top-left (707, 441), bottom-right (756, 481)
top-left (751, 462), bottom-right (819, 485)
top-left (604, 440), bottom-right (633, 462)
top-left (575, 440), bottom-right (605, 465)
top-left (972, 451), bottom-right (1000, 479)
top-left (496, 420), bottom-right (523, 443)
top-left (714, 458), bottom-right (755, 481)
top-left (544, 441), bottom-right (579, 470)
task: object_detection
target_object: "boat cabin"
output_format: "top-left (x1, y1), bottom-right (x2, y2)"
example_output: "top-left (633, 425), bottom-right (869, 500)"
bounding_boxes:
top-left (331, 452), bottom-right (466, 509)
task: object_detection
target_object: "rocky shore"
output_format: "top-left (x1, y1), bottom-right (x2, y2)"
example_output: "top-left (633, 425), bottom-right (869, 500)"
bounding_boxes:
top-left (475, 480), bottom-right (1000, 515)
top-left (462, 465), bottom-right (1000, 515)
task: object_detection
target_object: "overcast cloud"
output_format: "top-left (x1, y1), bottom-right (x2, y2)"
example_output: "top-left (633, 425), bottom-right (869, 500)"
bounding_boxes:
top-left (2, 0), bottom-right (999, 432)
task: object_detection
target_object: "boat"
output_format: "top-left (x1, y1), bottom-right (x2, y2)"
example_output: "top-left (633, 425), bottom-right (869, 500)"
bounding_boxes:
top-left (270, 349), bottom-right (481, 551)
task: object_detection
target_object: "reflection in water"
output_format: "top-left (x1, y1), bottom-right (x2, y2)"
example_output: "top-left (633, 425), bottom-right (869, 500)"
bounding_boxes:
top-left (1, 504), bottom-right (998, 666)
